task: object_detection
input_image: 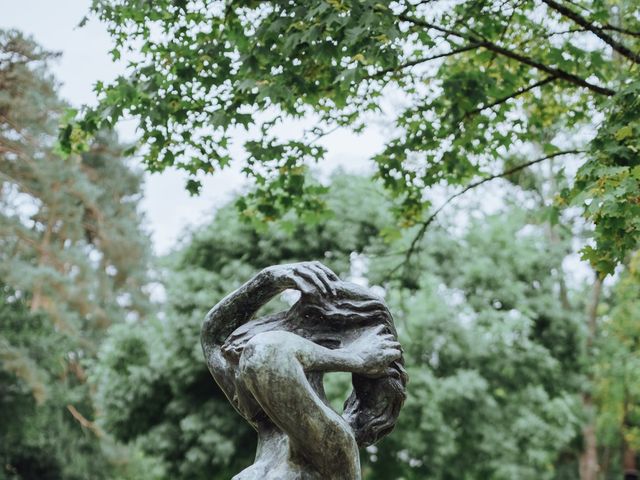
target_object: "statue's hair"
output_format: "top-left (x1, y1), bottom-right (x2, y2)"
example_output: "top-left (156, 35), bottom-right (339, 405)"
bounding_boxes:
top-left (293, 281), bottom-right (408, 447)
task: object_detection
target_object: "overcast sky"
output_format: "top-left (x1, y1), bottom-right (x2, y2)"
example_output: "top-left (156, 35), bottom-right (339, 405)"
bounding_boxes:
top-left (1, 0), bottom-right (382, 253)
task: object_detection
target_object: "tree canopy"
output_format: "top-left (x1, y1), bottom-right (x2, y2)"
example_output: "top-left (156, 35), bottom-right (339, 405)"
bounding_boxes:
top-left (66, 0), bottom-right (640, 274)
top-left (91, 173), bottom-right (601, 479)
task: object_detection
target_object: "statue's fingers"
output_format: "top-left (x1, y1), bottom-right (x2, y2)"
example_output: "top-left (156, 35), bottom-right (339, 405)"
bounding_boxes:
top-left (381, 344), bottom-right (402, 354)
top-left (296, 268), bottom-right (328, 295)
top-left (386, 367), bottom-right (400, 378)
top-left (291, 275), bottom-right (316, 296)
top-left (308, 264), bottom-right (336, 295)
top-left (312, 261), bottom-right (340, 281)
top-left (384, 347), bottom-right (402, 361)
top-left (371, 324), bottom-right (387, 335)
top-left (337, 299), bottom-right (385, 313)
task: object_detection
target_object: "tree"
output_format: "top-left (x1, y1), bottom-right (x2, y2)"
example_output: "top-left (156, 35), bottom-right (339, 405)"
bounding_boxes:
top-left (0, 30), bottom-right (154, 479)
top-left (363, 179), bottom-right (589, 478)
top-left (93, 173), bottom-right (591, 479)
top-left (595, 252), bottom-right (640, 478)
top-left (66, 0), bottom-right (640, 274)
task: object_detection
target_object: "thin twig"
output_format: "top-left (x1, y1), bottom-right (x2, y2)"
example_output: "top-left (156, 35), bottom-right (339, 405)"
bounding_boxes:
top-left (308, 124), bottom-right (341, 144)
top-left (388, 149), bottom-right (585, 277)
top-left (67, 404), bottom-right (104, 437)
top-left (368, 43), bottom-right (481, 79)
top-left (463, 75), bottom-right (557, 119)
top-left (601, 25), bottom-right (640, 38)
top-left (541, 0), bottom-right (640, 64)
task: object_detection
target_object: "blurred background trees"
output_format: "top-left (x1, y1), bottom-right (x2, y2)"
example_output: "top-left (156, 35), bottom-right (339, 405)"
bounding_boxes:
top-left (0, 30), bottom-right (155, 479)
top-left (89, 172), bottom-right (637, 479)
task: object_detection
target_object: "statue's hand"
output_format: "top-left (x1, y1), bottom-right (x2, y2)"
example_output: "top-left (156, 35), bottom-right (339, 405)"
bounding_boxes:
top-left (348, 325), bottom-right (402, 378)
top-left (262, 261), bottom-right (339, 297)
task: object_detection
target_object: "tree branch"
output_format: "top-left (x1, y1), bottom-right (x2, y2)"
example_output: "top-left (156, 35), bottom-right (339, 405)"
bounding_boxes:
top-left (541, 0), bottom-right (640, 64)
top-left (393, 149), bottom-right (585, 274)
top-left (601, 25), bottom-right (640, 38)
top-left (475, 40), bottom-right (615, 96)
top-left (369, 43), bottom-right (481, 79)
top-left (398, 13), bottom-right (616, 96)
top-left (463, 75), bottom-right (557, 119)
top-left (67, 404), bottom-right (104, 437)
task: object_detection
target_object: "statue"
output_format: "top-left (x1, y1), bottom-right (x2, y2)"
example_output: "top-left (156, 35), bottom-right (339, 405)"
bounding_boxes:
top-left (201, 261), bottom-right (408, 479)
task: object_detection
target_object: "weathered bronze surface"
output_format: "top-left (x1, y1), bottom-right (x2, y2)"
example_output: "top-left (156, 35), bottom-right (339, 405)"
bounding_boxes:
top-left (201, 261), bottom-right (407, 479)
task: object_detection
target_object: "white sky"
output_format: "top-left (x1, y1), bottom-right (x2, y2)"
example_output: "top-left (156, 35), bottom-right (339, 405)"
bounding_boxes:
top-left (1, 0), bottom-right (382, 253)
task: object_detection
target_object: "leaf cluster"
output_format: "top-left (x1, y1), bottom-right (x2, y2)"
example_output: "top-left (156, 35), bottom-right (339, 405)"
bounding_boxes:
top-left (70, 0), bottom-right (640, 273)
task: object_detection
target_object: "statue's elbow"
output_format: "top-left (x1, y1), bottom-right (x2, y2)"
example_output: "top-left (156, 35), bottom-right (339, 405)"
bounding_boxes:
top-left (201, 308), bottom-right (220, 346)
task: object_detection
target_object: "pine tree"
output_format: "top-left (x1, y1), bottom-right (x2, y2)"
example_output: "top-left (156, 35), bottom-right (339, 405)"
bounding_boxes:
top-left (0, 29), bottom-right (153, 479)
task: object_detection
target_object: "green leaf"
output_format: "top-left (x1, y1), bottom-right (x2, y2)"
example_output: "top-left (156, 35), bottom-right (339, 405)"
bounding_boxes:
top-left (614, 125), bottom-right (633, 141)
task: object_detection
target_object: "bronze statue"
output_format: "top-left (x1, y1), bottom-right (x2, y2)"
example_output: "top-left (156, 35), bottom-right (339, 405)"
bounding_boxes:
top-left (201, 261), bottom-right (407, 479)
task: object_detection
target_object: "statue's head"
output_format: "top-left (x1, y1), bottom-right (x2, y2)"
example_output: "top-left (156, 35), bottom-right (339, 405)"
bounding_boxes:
top-left (290, 280), bottom-right (408, 447)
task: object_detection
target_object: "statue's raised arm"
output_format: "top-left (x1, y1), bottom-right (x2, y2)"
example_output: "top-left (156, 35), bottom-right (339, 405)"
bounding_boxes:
top-left (201, 261), bottom-right (408, 480)
top-left (201, 261), bottom-right (342, 347)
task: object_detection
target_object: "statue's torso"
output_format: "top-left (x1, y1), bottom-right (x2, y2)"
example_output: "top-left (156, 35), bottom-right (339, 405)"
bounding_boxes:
top-left (218, 313), bottom-right (348, 480)
top-left (218, 312), bottom-right (348, 424)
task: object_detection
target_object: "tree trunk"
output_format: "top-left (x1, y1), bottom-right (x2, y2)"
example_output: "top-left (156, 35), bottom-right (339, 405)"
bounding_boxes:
top-left (579, 399), bottom-right (599, 480)
top-left (623, 444), bottom-right (637, 480)
top-left (579, 276), bottom-right (602, 480)
top-left (623, 393), bottom-right (638, 480)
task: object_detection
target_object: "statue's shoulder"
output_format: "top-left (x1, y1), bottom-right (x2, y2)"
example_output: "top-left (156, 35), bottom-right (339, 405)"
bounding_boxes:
top-left (221, 312), bottom-right (288, 361)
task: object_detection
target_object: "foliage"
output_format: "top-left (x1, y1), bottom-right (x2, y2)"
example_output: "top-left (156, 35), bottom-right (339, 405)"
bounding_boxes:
top-left (368, 210), bottom-right (586, 479)
top-left (0, 30), bottom-right (151, 339)
top-left (0, 287), bottom-right (160, 480)
top-left (0, 30), bottom-right (154, 479)
top-left (564, 81), bottom-right (640, 275)
top-left (93, 173), bottom-right (592, 478)
top-left (67, 0), bottom-right (640, 274)
top-left (594, 251), bottom-right (640, 477)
